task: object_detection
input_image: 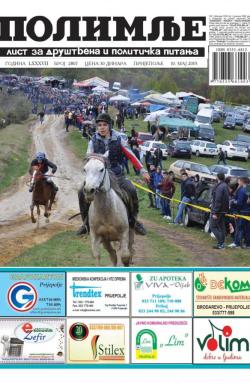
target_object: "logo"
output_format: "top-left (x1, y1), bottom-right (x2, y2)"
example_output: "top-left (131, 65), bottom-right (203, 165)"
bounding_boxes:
top-left (136, 329), bottom-right (157, 359)
top-left (195, 273), bottom-right (250, 293)
top-left (135, 274), bottom-right (189, 290)
top-left (69, 282), bottom-right (102, 298)
top-left (69, 323), bottom-right (89, 341)
top-left (197, 320), bottom-right (249, 352)
top-left (195, 273), bottom-right (207, 292)
top-left (7, 282), bottom-right (38, 312)
top-left (90, 335), bottom-right (125, 361)
top-left (15, 322), bottom-right (56, 343)
top-left (91, 335), bottom-right (100, 359)
top-left (134, 274), bottom-right (144, 290)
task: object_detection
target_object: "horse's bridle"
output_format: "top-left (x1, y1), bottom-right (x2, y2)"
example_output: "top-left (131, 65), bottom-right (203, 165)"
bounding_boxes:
top-left (84, 154), bottom-right (109, 193)
top-left (97, 166), bottom-right (107, 191)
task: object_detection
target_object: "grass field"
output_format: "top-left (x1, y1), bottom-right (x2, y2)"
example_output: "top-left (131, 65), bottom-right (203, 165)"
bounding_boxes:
top-left (12, 114), bottom-right (250, 267)
top-left (0, 118), bottom-right (33, 192)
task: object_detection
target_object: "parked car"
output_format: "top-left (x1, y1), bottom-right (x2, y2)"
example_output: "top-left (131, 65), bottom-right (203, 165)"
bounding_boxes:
top-left (190, 140), bottom-right (218, 157)
top-left (223, 116), bottom-right (236, 129)
top-left (209, 164), bottom-right (250, 179)
top-left (167, 140), bottom-right (192, 158)
top-left (139, 140), bottom-right (168, 159)
top-left (212, 110), bottom-right (221, 123)
top-left (234, 134), bottom-right (250, 151)
top-left (243, 120), bottom-right (250, 133)
top-left (183, 184), bottom-right (212, 231)
top-left (218, 141), bottom-right (248, 161)
top-left (234, 134), bottom-right (250, 146)
top-left (195, 124), bottom-right (215, 142)
top-left (136, 132), bottom-right (153, 145)
top-left (234, 113), bottom-right (245, 126)
top-left (169, 160), bottom-right (217, 183)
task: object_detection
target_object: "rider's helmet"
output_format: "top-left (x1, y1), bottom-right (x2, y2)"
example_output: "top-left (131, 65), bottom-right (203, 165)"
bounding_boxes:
top-left (96, 113), bottom-right (112, 126)
top-left (36, 152), bottom-right (46, 162)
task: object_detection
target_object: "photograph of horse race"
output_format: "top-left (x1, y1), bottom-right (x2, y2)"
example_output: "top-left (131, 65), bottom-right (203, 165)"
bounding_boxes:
top-left (0, 68), bottom-right (250, 267)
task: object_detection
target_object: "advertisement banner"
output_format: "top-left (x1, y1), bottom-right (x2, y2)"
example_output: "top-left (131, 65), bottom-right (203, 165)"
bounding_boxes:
top-left (131, 272), bottom-right (192, 317)
top-left (0, 318), bottom-right (65, 363)
top-left (67, 272), bottom-right (129, 316)
top-left (193, 318), bottom-right (250, 364)
top-left (67, 318), bottom-right (129, 364)
top-left (194, 271), bottom-right (250, 317)
top-left (131, 318), bottom-right (192, 363)
top-left (0, 272), bottom-right (65, 317)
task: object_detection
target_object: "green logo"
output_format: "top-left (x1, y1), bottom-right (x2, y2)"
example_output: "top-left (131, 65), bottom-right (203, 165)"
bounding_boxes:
top-left (195, 273), bottom-right (207, 292)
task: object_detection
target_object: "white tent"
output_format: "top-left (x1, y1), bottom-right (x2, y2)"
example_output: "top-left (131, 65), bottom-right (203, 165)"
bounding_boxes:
top-left (162, 91), bottom-right (178, 100)
top-left (176, 91), bottom-right (190, 99)
top-left (176, 91), bottom-right (207, 101)
top-left (109, 95), bottom-right (130, 102)
top-left (92, 86), bottom-right (111, 93)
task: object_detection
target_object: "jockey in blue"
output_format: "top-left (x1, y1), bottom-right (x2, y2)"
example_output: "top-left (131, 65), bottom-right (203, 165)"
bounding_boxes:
top-left (29, 152), bottom-right (59, 193)
top-left (77, 113), bottom-right (150, 236)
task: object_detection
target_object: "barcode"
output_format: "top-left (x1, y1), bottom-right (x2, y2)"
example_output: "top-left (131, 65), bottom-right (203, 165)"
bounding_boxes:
top-left (210, 50), bottom-right (250, 84)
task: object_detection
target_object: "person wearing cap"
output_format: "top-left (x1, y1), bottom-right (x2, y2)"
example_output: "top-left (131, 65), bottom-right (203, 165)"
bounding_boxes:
top-left (77, 112), bottom-right (150, 236)
top-left (29, 152), bottom-right (58, 193)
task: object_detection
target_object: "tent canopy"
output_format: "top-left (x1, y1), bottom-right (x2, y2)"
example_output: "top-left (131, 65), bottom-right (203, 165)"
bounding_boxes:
top-left (109, 95), bottom-right (130, 102)
top-left (159, 117), bottom-right (196, 129)
top-left (73, 77), bottom-right (109, 89)
top-left (162, 91), bottom-right (178, 99)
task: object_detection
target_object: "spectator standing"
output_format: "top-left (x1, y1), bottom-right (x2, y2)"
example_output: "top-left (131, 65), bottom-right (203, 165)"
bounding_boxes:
top-left (210, 173), bottom-right (229, 249)
top-left (132, 144), bottom-right (141, 175)
top-left (153, 166), bottom-right (163, 209)
top-left (148, 164), bottom-right (156, 208)
top-left (153, 146), bottom-right (163, 169)
top-left (145, 150), bottom-right (154, 172)
top-left (217, 148), bottom-right (227, 165)
top-left (158, 171), bottom-right (176, 219)
top-left (228, 177), bottom-right (250, 249)
top-left (173, 173), bottom-right (195, 225)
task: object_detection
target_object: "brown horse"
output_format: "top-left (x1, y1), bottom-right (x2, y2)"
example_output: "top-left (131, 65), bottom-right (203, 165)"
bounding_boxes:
top-left (30, 167), bottom-right (56, 224)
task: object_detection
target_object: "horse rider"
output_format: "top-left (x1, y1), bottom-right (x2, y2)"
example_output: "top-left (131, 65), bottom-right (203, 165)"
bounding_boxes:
top-left (29, 152), bottom-right (59, 193)
top-left (77, 112), bottom-right (150, 236)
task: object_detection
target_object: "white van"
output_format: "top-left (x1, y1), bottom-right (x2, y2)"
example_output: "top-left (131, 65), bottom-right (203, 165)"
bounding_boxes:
top-left (198, 103), bottom-right (212, 111)
top-left (194, 109), bottom-right (213, 126)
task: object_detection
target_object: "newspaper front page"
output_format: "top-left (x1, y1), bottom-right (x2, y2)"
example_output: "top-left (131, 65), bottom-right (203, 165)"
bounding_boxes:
top-left (0, 0), bottom-right (250, 383)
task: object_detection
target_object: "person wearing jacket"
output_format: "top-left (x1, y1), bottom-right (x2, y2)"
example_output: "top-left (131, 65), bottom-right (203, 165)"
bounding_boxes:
top-left (228, 177), bottom-right (250, 248)
top-left (77, 113), bottom-right (150, 236)
top-left (153, 147), bottom-right (163, 169)
top-left (147, 164), bottom-right (156, 208)
top-left (153, 166), bottom-right (163, 209)
top-left (173, 172), bottom-right (195, 224)
top-left (29, 152), bottom-right (58, 193)
top-left (158, 171), bottom-right (176, 219)
top-left (209, 173), bottom-right (230, 249)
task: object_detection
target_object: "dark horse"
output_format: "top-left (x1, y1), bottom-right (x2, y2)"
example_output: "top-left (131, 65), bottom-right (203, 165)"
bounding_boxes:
top-left (30, 167), bottom-right (56, 224)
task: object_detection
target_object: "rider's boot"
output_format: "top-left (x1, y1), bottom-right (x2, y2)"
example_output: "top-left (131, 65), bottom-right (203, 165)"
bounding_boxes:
top-left (130, 190), bottom-right (147, 236)
top-left (134, 221), bottom-right (147, 235)
top-left (76, 188), bottom-right (90, 236)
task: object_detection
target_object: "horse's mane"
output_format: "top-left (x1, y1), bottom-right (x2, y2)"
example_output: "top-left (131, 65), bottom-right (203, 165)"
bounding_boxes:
top-left (83, 154), bottom-right (130, 207)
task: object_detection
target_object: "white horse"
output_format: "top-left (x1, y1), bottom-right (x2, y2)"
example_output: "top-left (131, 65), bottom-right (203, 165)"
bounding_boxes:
top-left (82, 155), bottom-right (134, 267)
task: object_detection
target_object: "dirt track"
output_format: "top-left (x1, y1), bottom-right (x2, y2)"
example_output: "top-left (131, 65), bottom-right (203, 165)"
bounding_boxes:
top-left (0, 115), bottom-right (83, 263)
